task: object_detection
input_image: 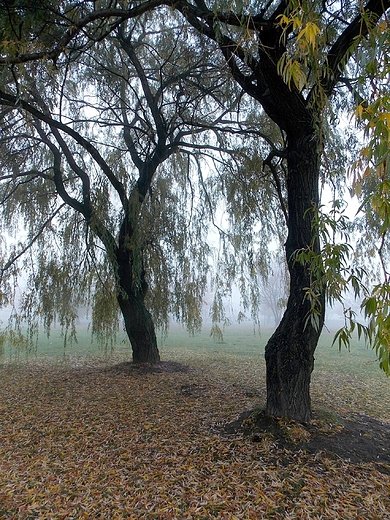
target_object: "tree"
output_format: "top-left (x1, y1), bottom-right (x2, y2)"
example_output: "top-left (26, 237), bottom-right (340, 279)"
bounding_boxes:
top-left (165, 0), bottom-right (390, 421)
top-left (0, 13), bottom-right (246, 362)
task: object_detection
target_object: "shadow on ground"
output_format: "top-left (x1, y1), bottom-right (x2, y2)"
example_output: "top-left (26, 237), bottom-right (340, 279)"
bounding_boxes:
top-left (105, 360), bottom-right (190, 374)
top-left (224, 409), bottom-right (390, 472)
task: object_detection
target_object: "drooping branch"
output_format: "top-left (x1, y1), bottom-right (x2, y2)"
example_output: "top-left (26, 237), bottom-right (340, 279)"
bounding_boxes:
top-left (0, 170), bottom-right (53, 204)
top-left (0, 90), bottom-right (129, 211)
top-left (0, 0), bottom-right (166, 65)
top-left (0, 203), bottom-right (66, 282)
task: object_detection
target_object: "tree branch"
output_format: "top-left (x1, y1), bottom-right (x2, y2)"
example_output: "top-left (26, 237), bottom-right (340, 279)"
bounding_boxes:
top-left (318, 0), bottom-right (390, 99)
top-left (0, 0), bottom-right (166, 65)
top-left (0, 204), bottom-right (66, 281)
top-left (0, 90), bottom-right (129, 211)
top-left (118, 32), bottom-right (167, 145)
top-left (33, 119), bottom-right (89, 218)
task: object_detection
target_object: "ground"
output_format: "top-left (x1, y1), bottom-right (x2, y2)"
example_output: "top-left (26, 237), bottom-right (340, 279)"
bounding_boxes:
top-left (0, 351), bottom-right (389, 518)
top-left (225, 408), bottom-right (390, 470)
top-left (114, 360), bottom-right (390, 470)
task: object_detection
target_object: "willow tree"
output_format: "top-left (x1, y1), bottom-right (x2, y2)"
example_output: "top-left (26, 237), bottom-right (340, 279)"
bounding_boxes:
top-left (0, 13), bottom-right (245, 362)
top-left (161, 0), bottom-right (390, 421)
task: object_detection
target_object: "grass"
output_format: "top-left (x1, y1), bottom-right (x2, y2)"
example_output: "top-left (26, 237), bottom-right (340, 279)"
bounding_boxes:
top-left (0, 322), bottom-right (389, 518)
top-left (0, 320), bottom-right (385, 376)
top-left (159, 323), bottom-right (390, 422)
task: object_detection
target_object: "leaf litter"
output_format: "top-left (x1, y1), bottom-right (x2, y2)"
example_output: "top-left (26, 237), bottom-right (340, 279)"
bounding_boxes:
top-left (0, 352), bottom-right (389, 519)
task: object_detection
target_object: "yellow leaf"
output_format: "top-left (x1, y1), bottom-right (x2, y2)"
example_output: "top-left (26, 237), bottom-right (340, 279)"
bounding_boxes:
top-left (277, 14), bottom-right (290, 27)
top-left (297, 22), bottom-right (321, 49)
top-left (355, 103), bottom-right (364, 119)
top-left (292, 15), bottom-right (303, 31)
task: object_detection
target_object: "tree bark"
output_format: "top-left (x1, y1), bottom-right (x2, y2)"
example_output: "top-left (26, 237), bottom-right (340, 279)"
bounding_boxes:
top-left (265, 128), bottom-right (325, 422)
top-left (117, 291), bottom-right (161, 364)
top-left (116, 244), bottom-right (161, 364)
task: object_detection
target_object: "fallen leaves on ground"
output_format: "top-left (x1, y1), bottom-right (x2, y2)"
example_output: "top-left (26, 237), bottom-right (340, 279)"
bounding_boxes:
top-left (0, 353), bottom-right (389, 519)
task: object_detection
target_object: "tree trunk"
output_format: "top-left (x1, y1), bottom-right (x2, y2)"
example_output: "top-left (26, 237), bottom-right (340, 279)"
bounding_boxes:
top-left (116, 247), bottom-right (161, 365)
top-left (118, 291), bottom-right (161, 364)
top-left (265, 128), bottom-right (325, 422)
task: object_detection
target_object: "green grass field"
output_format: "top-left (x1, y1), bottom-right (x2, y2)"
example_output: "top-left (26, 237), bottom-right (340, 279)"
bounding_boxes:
top-left (0, 321), bottom-right (384, 375)
top-left (0, 320), bottom-right (387, 388)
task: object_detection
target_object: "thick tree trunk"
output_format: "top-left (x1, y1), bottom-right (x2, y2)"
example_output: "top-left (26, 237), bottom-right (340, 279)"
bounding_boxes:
top-left (118, 291), bottom-right (161, 364)
top-left (116, 246), bottom-right (161, 365)
top-left (265, 278), bottom-right (324, 422)
top-left (265, 129), bottom-right (325, 422)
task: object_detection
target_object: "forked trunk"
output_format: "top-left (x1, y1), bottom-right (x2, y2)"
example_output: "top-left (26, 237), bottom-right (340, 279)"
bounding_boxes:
top-left (265, 129), bottom-right (325, 422)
